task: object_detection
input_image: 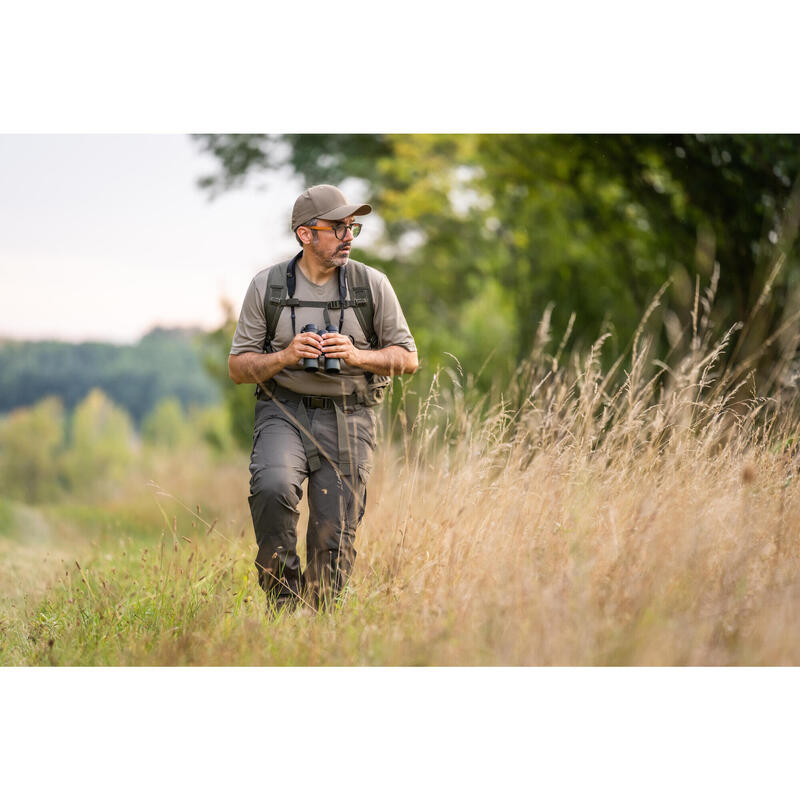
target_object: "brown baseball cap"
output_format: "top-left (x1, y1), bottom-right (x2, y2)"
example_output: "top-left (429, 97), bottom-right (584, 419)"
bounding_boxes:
top-left (291, 184), bottom-right (372, 230)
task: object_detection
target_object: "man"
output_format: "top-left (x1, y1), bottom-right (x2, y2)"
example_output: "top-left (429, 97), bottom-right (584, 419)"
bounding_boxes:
top-left (228, 184), bottom-right (418, 612)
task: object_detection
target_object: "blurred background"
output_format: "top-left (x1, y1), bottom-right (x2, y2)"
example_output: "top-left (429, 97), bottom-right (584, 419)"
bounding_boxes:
top-left (1, 133), bottom-right (799, 503)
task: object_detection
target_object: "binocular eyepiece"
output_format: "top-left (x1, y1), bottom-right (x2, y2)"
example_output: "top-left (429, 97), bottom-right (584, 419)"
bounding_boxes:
top-left (301, 323), bottom-right (341, 374)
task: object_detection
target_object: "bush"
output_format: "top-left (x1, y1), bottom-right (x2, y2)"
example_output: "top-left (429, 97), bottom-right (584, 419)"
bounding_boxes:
top-left (142, 397), bottom-right (192, 448)
top-left (0, 397), bottom-right (66, 503)
top-left (62, 389), bottom-right (135, 493)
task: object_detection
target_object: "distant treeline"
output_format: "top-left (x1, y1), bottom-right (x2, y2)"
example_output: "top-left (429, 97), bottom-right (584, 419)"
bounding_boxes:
top-left (0, 327), bottom-right (220, 425)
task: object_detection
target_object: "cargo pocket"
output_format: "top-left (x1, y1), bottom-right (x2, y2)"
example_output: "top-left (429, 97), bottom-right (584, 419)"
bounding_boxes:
top-left (356, 463), bottom-right (371, 526)
top-left (348, 407), bottom-right (375, 527)
top-left (248, 426), bottom-right (265, 494)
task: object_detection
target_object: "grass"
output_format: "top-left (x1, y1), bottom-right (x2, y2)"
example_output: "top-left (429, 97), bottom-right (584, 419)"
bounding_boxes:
top-left (3, 288), bottom-right (800, 665)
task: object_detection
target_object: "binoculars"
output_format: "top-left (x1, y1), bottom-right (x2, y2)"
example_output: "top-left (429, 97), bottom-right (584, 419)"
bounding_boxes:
top-left (301, 323), bottom-right (341, 374)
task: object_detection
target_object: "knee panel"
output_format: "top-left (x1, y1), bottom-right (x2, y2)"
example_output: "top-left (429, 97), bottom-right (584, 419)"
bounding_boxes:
top-left (249, 467), bottom-right (301, 509)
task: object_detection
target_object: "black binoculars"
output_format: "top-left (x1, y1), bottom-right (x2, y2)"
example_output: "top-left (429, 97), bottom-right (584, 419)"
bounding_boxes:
top-left (301, 323), bottom-right (341, 374)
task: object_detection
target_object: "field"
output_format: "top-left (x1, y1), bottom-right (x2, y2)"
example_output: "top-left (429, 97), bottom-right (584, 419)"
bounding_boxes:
top-left (3, 310), bottom-right (800, 666)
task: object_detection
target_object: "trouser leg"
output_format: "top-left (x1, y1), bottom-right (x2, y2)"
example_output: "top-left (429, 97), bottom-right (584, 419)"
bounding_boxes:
top-left (248, 401), bottom-right (308, 603)
top-left (305, 406), bottom-right (375, 607)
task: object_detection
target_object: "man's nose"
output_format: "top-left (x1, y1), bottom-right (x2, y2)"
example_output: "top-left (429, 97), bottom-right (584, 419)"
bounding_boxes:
top-left (342, 225), bottom-right (355, 242)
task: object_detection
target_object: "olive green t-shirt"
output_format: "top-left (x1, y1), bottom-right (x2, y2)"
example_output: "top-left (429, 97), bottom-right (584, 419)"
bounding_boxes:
top-left (230, 256), bottom-right (416, 397)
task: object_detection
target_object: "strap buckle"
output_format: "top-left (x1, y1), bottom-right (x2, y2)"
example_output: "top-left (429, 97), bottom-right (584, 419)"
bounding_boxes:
top-left (303, 396), bottom-right (333, 410)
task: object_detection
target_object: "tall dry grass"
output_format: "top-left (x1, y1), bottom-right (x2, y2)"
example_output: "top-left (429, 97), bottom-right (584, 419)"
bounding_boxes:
top-left (5, 276), bottom-right (800, 665)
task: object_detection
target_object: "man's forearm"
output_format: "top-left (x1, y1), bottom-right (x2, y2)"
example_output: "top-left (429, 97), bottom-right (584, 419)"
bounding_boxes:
top-left (228, 351), bottom-right (289, 385)
top-left (352, 346), bottom-right (419, 376)
top-left (229, 345), bottom-right (418, 385)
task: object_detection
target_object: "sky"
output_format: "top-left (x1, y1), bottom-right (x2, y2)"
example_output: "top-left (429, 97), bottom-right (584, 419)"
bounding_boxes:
top-left (0, 135), bottom-right (322, 343)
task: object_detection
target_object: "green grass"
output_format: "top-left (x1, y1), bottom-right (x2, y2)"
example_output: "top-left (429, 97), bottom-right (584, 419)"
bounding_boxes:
top-left (2, 525), bottom-right (440, 666)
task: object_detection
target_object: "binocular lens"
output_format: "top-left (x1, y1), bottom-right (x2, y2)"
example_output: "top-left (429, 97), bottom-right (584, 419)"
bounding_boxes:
top-left (324, 324), bottom-right (340, 374)
top-left (301, 323), bottom-right (320, 372)
top-left (301, 322), bottom-right (341, 374)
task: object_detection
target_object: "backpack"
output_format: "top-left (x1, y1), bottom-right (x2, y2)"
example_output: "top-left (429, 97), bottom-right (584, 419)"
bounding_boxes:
top-left (261, 252), bottom-right (391, 404)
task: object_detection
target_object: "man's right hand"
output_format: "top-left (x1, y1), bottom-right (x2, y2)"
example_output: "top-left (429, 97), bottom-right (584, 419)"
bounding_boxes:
top-left (228, 331), bottom-right (326, 385)
top-left (283, 330), bottom-right (324, 366)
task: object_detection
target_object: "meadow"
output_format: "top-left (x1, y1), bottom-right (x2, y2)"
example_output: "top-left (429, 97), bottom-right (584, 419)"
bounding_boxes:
top-left (3, 293), bottom-right (800, 666)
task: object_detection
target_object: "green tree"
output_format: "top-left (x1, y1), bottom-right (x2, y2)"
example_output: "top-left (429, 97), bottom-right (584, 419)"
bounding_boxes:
top-left (193, 133), bottom-right (800, 404)
top-left (142, 396), bottom-right (193, 448)
top-left (63, 389), bottom-right (135, 492)
top-left (0, 397), bottom-right (66, 503)
top-left (200, 300), bottom-right (257, 450)
top-left (189, 404), bottom-right (236, 453)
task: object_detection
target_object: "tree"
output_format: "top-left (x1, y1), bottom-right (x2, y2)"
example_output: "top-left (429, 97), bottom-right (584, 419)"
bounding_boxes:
top-left (142, 396), bottom-right (192, 448)
top-left (62, 389), bottom-right (134, 492)
top-left (194, 133), bottom-right (800, 400)
top-left (199, 300), bottom-right (257, 450)
top-left (0, 397), bottom-right (66, 503)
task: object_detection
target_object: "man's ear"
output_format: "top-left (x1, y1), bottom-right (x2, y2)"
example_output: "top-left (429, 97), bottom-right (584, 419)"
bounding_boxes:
top-left (296, 226), bottom-right (311, 245)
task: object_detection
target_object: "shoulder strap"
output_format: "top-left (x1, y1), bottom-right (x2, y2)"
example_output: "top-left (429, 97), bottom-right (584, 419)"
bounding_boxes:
top-left (345, 260), bottom-right (379, 349)
top-left (262, 255), bottom-right (379, 352)
top-left (262, 255), bottom-right (297, 352)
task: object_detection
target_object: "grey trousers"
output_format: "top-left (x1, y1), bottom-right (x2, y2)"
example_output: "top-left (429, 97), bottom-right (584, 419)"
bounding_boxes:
top-left (248, 397), bottom-right (376, 605)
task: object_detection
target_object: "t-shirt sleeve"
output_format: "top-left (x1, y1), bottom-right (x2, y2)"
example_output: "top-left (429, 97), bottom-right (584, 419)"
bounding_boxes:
top-left (373, 273), bottom-right (417, 351)
top-left (229, 277), bottom-right (267, 355)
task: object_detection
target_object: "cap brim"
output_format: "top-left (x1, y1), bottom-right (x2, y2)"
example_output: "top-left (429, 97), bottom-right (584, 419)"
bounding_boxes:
top-left (317, 202), bottom-right (372, 221)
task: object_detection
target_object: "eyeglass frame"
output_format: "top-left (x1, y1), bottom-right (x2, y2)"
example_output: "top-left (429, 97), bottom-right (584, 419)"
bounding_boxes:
top-left (303, 221), bottom-right (363, 240)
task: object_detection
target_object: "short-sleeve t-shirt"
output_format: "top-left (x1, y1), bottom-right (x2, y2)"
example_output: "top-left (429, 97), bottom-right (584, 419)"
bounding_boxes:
top-left (230, 255), bottom-right (416, 397)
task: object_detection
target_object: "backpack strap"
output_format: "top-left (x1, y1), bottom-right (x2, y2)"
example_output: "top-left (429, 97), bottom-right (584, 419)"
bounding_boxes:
top-left (345, 260), bottom-right (391, 404)
top-left (262, 255), bottom-right (379, 351)
top-left (345, 260), bottom-right (379, 349)
top-left (263, 254), bottom-right (299, 352)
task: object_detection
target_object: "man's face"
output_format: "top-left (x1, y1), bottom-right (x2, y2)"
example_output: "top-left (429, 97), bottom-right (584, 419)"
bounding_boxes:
top-left (305, 215), bottom-right (356, 269)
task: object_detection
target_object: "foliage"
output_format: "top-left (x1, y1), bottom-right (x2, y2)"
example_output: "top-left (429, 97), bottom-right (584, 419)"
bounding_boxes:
top-left (0, 396), bottom-right (66, 503)
top-left (194, 133), bottom-right (800, 399)
top-left (142, 394), bottom-right (238, 453)
top-left (199, 300), bottom-right (258, 450)
top-left (142, 397), bottom-right (193, 448)
top-left (0, 389), bottom-right (236, 504)
top-left (62, 389), bottom-right (135, 492)
top-left (190, 404), bottom-right (237, 453)
top-left (0, 326), bottom-right (221, 425)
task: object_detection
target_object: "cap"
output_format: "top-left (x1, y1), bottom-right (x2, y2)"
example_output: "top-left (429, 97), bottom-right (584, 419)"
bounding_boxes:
top-left (291, 184), bottom-right (372, 230)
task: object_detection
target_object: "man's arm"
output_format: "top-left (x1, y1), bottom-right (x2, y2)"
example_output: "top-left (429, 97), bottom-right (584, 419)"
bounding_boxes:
top-left (321, 333), bottom-right (419, 376)
top-left (229, 334), bottom-right (419, 384)
top-left (228, 351), bottom-right (289, 385)
top-left (229, 330), bottom-right (326, 384)
top-left (348, 344), bottom-right (418, 376)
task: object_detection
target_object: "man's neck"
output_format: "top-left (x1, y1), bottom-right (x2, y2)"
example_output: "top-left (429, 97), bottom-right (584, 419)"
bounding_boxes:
top-left (297, 252), bottom-right (336, 286)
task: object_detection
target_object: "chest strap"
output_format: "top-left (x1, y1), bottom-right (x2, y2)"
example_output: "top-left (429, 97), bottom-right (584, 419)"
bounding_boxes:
top-left (264, 254), bottom-right (372, 351)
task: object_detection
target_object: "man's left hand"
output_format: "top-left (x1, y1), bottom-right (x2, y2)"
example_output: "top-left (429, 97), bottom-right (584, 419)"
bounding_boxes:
top-left (321, 332), bottom-right (362, 368)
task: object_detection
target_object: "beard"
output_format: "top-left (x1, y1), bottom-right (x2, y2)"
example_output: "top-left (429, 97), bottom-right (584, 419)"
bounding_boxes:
top-left (310, 238), bottom-right (350, 269)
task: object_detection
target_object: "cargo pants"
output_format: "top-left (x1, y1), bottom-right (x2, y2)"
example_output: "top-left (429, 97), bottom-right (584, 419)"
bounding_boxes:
top-left (248, 396), bottom-right (376, 608)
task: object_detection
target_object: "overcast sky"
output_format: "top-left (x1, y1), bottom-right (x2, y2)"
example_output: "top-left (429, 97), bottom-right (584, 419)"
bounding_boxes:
top-left (0, 135), bottom-right (316, 343)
